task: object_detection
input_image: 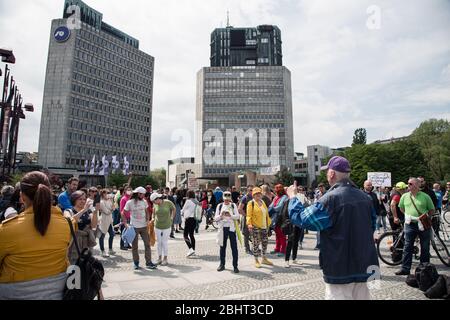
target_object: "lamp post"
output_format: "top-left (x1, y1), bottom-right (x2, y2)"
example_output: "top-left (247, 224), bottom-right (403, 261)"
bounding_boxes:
top-left (0, 49), bottom-right (34, 180)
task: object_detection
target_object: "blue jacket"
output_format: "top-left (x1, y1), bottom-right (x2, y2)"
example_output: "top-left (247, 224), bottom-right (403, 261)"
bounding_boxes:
top-left (288, 179), bottom-right (379, 284)
top-left (268, 195), bottom-right (288, 227)
top-left (58, 191), bottom-right (72, 211)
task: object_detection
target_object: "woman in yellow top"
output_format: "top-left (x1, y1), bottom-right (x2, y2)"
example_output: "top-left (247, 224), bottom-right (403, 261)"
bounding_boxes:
top-left (0, 171), bottom-right (79, 300)
top-left (246, 187), bottom-right (273, 268)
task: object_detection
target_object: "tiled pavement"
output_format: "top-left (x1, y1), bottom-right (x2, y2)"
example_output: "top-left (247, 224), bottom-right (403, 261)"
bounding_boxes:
top-left (99, 222), bottom-right (450, 300)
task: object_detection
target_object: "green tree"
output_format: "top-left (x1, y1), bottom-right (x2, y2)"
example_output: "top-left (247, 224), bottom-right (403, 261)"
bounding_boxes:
top-left (149, 168), bottom-right (166, 189)
top-left (107, 173), bottom-right (128, 188)
top-left (411, 119), bottom-right (450, 181)
top-left (274, 167), bottom-right (294, 186)
top-left (352, 128), bottom-right (367, 146)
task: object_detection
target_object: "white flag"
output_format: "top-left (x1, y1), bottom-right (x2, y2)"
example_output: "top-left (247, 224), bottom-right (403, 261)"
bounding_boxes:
top-left (100, 155), bottom-right (109, 176)
top-left (84, 159), bottom-right (89, 174)
top-left (89, 155), bottom-right (96, 175)
top-left (95, 160), bottom-right (100, 175)
top-left (112, 155), bottom-right (120, 174)
top-left (123, 156), bottom-right (130, 175)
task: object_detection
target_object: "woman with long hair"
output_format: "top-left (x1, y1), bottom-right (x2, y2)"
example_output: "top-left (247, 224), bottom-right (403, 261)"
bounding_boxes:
top-left (99, 190), bottom-right (115, 257)
top-left (181, 190), bottom-right (199, 257)
top-left (0, 172), bottom-right (81, 299)
top-left (268, 184), bottom-right (289, 257)
top-left (64, 191), bottom-right (98, 264)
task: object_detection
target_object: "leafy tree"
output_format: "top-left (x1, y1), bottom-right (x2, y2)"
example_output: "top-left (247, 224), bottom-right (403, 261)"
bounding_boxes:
top-left (274, 167), bottom-right (295, 186)
top-left (149, 168), bottom-right (166, 189)
top-left (352, 128), bottom-right (367, 146)
top-left (107, 173), bottom-right (128, 188)
top-left (411, 119), bottom-right (450, 181)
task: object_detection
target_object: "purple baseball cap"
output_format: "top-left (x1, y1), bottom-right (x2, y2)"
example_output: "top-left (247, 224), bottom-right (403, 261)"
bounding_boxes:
top-left (320, 156), bottom-right (351, 173)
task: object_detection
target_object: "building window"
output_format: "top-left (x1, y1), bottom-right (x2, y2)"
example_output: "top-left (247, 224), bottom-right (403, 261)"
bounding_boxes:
top-left (261, 38), bottom-right (269, 43)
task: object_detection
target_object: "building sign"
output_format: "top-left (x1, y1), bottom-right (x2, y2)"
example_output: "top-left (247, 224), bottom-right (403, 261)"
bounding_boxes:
top-left (187, 174), bottom-right (199, 189)
top-left (367, 172), bottom-right (391, 187)
top-left (54, 26), bottom-right (71, 42)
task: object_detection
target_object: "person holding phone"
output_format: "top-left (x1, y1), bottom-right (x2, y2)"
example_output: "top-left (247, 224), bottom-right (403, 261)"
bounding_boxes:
top-left (215, 191), bottom-right (240, 273)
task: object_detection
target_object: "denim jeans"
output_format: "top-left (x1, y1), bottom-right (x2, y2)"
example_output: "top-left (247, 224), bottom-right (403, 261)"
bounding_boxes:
top-left (99, 225), bottom-right (115, 251)
top-left (401, 222), bottom-right (431, 272)
top-left (376, 215), bottom-right (388, 232)
top-left (120, 218), bottom-right (131, 248)
top-left (220, 227), bottom-right (238, 268)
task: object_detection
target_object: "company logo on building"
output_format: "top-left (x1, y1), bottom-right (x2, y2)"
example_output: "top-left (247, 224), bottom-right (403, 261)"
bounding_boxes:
top-left (54, 26), bottom-right (71, 42)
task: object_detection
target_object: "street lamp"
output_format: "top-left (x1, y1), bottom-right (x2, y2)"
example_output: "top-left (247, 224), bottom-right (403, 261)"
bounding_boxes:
top-left (0, 49), bottom-right (15, 64)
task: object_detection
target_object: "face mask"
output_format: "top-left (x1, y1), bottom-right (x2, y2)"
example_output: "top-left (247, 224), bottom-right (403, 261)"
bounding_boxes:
top-left (126, 191), bottom-right (132, 196)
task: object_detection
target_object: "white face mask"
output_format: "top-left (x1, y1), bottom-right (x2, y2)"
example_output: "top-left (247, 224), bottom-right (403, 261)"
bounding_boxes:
top-left (126, 191), bottom-right (132, 196)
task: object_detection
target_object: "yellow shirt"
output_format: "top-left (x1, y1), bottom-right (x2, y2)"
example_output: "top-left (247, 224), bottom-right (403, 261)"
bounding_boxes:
top-left (246, 200), bottom-right (271, 229)
top-left (0, 206), bottom-right (73, 283)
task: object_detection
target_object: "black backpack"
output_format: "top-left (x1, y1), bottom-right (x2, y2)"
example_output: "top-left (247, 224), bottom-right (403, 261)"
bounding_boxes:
top-left (64, 218), bottom-right (104, 300)
top-left (280, 200), bottom-right (293, 236)
top-left (415, 263), bottom-right (439, 292)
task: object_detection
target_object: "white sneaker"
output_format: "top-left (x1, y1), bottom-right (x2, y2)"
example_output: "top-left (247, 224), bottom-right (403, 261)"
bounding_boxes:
top-left (284, 260), bottom-right (290, 268)
top-left (186, 248), bottom-right (195, 257)
top-left (292, 260), bottom-right (303, 265)
top-left (101, 251), bottom-right (109, 257)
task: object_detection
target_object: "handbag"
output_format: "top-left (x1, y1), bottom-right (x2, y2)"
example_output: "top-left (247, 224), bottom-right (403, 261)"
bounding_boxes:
top-left (410, 195), bottom-right (432, 230)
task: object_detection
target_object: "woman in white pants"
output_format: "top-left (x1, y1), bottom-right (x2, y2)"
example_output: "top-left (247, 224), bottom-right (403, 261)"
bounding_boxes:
top-left (150, 193), bottom-right (176, 265)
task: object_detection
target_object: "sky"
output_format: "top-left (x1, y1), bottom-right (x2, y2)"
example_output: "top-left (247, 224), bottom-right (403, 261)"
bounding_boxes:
top-left (1, 0), bottom-right (449, 169)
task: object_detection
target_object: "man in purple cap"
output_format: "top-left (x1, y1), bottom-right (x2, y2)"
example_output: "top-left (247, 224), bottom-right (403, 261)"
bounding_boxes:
top-left (286, 156), bottom-right (379, 300)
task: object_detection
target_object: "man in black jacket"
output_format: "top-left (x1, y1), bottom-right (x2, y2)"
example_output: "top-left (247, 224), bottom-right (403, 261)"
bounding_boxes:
top-left (363, 180), bottom-right (385, 233)
top-left (418, 177), bottom-right (438, 209)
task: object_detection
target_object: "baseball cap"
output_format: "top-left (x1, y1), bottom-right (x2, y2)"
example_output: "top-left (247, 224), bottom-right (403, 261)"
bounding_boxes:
top-left (223, 191), bottom-right (232, 199)
top-left (320, 156), bottom-right (351, 173)
top-left (133, 187), bottom-right (147, 194)
top-left (395, 182), bottom-right (408, 190)
top-left (150, 193), bottom-right (163, 202)
top-left (252, 187), bottom-right (262, 195)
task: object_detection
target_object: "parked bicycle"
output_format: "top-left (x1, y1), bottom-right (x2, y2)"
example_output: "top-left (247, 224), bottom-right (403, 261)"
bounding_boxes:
top-left (204, 209), bottom-right (218, 230)
top-left (377, 221), bottom-right (450, 267)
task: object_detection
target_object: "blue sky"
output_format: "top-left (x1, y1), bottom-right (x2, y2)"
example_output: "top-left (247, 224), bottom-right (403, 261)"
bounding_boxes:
top-left (1, 0), bottom-right (449, 169)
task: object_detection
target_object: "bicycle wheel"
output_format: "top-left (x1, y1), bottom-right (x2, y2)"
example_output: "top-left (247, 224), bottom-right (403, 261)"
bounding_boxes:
top-left (443, 210), bottom-right (450, 225)
top-left (438, 222), bottom-right (450, 242)
top-left (211, 219), bottom-right (218, 229)
top-left (377, 231), bottom-right (403, 266)
top-left (431, 232), bottom-right (450, 267)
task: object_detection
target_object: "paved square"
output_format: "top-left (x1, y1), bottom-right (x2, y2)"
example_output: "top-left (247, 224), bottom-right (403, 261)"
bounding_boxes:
top-left (99, 222), bottom-right (449, 300)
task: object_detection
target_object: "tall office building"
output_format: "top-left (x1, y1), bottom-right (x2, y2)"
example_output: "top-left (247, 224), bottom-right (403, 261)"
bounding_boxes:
top-left (38, 0), bottom-right (154, 175)
top-left (196, 25), bottom-right (294, 182)
top-left (210, 25), bottom-right (282, 67)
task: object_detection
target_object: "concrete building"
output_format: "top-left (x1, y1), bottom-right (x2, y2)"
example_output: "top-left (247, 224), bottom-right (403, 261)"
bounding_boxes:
top-left (307, 145), bottom-right (332, 187)
top-left (196, 24), bottom-right (294, 185)
top-left (293, 152), bottom-right (308, 186)
top-left (166, 157), bottom-right (200, 189)
top-left (38, 0), bottom-right (154, 176)
top-left (210, 25), bottom-right (282, 67)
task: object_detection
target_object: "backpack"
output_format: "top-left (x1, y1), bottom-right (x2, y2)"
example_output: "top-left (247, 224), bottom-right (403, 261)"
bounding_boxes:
top-left (280, 200), bottom-right (293, 236)
top-left (218, 203), bottom-right (236, 215)
top-left (64, 218), bottom-right (104, 300)
top-left (415, 263), bottom-right (439, 292)
top-left (193, 200), bottom-right (203, 222)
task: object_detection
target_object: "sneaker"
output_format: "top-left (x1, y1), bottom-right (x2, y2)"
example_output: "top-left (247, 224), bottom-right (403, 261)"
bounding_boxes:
top-left (108, 249), bottom-right (115, 255)
top-left (270, 250), bottom-right (279, 255)
top-left (175, 230), bottom-right (180, 233)
top-left (261, 257), bottom-right (273, 266)
top-left (120, 246), bottom-right (128, 251)
top-left (146, 262), bottom-right (157, 269)
top-left (245, 249), bottom-right (253, 256)
top-left (161, 258), bottom-right (168, 266)
top-left (395, 269), bottom-right (410, 276)
top-left (233, 267), bottom-right (240, 274)
top-left (101, 251), bottom-right (109, 257)
top-left (217, 265), bottom-right (225, 272)
top-left (284, 260), bottom-right (290, 268)
top-left (179, 227), bottom-right (184, 231)
top-left (133, 262), bottom-right (140, 270)
top-left (170, 234), bottom-right (175, 239)
top-left (255, 259), bottom-right (261, 268)
top-left (156, 257), bottom-right (162, 265)
top-left (205, 225), bottom-right (209, 230)
top-left (292, 260), bottom-right (303, 265)
top-left (186, 248), bottom-right (195, 257)
top-left (277, 253), bottom-right (284, 257)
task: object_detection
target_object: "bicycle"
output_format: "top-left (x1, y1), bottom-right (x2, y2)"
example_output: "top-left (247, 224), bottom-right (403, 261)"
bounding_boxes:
top-left (377, 221), bottom-right (450, 267)
top-left (443, 208), bottom-right (450, 225)
top-left (433, 212), bottom-right (449, 242)
top-left (204, 209), bottom-right (218, 230)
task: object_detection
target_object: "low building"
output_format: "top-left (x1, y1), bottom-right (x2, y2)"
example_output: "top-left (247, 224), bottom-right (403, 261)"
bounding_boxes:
top-left (166, 158), bottom-right (201, 189)
top-left (293, 152), bottom-right (308, 186)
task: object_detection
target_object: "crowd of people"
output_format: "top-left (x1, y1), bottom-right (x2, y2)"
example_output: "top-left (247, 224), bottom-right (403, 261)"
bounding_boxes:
top-left (0, 160), bottom-right (449, 300)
